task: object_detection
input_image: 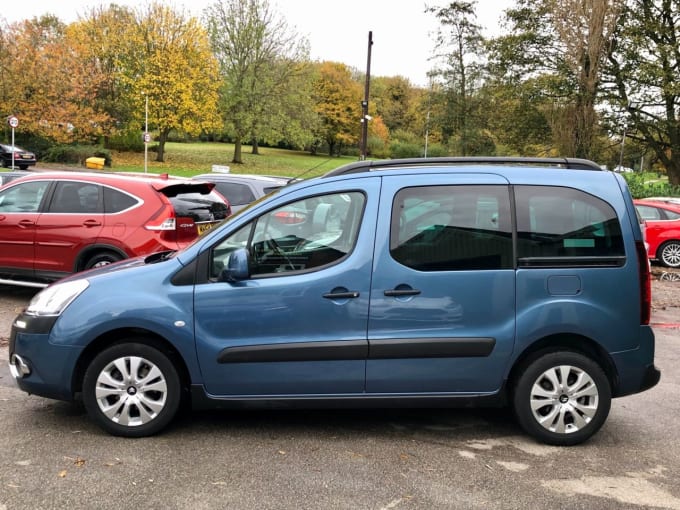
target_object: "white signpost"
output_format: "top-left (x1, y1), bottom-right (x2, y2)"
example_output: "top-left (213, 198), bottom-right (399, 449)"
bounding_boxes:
top-left (7, 116), bottom-right (18, 169)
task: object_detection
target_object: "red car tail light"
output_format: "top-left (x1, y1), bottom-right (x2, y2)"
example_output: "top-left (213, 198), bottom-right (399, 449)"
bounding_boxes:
top-left (273, 210), bottom-right (306, 224)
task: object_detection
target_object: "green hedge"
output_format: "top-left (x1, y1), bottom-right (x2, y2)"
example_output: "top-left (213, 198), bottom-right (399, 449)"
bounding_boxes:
top-left (42, 145), bottom-right (112, 167)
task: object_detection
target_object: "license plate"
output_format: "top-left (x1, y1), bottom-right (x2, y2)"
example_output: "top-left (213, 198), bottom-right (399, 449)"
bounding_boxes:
top-left (197, 223), bottom-right (215, 235)
top-left (21, 155), bottom-right (32, 159)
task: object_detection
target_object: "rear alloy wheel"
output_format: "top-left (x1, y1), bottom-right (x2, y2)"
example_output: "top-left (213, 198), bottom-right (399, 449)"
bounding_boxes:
top-left (83, 342), bottom-right (181, 437)
top-left (84, 251), bottom-right (123, 270)
top-left (513, 351), bottom-right (611, 446)
top-left (659, 241), bottom-right (680, 268)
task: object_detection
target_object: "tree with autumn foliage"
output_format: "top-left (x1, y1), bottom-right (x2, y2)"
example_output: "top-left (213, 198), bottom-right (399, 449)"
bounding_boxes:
top-left (2, 15), bottom-right (110, 145)
top-left (122, 3), bottom-right (220, 162)
top-left (312, 62), bottom-right (363, 156)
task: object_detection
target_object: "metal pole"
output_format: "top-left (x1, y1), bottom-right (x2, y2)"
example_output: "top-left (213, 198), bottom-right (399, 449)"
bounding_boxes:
top-left (11, 126), bottom-right (15, 170)
top-left (360, 31), bottom-right (373, 161)
top-left (144, 94), bottom-right (149, 174)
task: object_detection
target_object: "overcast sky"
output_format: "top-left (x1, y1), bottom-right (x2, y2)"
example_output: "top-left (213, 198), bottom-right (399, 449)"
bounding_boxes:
top-left (3, 0), bottom-right (513, 87)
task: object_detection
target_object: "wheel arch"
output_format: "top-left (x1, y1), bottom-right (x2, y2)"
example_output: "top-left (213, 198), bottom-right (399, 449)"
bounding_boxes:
top-left (71, 327), bottom-right (192, 398)
top-left (74, 244), bottom-right (128, 272)
top-left (507, 334), bottom-right (619, 397)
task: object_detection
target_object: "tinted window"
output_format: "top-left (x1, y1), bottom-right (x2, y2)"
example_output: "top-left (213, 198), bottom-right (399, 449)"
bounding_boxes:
top-left (515, 185), bottom-right (624, 259)
top-left (49, 182), bottom-right (102, 213)
top-left (214, 182), bottom-right (256, 206)
top-left (169, 190), bottom-right (229, 221)
top-left (211, 191), bottom-right (365, 278)
top-left (103, 186), bottom-right (138, 213)
top-left (0, 181), bottom-right (50, 212)
top-left (390, 185), bottom-right (512, 271)
top-left (636, 204), bottom-right (662, 221)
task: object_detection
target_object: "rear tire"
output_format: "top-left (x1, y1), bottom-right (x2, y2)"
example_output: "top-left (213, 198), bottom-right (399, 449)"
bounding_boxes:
top-left (512, 351), bottom-right (611, 446)
top-left (82, 342), bottom-right (181, 437)
top-left (659, 241), bottom-right (680, 268)
top-left (83, 251), bottom-right (123, 270)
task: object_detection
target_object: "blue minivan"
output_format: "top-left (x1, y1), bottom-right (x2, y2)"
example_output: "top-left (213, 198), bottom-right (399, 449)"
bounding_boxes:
top-left (8, 157), bottom-right (660, 445)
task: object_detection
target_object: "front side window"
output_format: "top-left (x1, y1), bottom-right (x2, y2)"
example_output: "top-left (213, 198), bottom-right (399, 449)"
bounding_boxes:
top-left (211, 191), bottom-right (365, 278)
top-left (390, 185), bottom-right (513, 271)
top-left (515, 185), bottom-right (624, 262)
top-left (0, 181), bottom-right (50, 212)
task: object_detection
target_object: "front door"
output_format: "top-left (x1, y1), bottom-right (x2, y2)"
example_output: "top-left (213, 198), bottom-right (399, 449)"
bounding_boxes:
top-left (0, 180), bottom-right (51, 277)
top-left (194, 179), bottom-right (381, 396)
top-left (366, 175), bottom-right (516, 394)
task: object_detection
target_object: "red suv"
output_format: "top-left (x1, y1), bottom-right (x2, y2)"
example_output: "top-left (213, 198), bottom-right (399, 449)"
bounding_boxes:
top-left (0, 171), bottom-right (230, 287)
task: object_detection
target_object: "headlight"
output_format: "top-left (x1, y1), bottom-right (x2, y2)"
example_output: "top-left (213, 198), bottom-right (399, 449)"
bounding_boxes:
top-left (26, 279), bottom-right (90, 316)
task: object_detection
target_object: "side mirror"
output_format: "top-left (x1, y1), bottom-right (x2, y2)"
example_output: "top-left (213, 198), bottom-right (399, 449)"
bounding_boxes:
top-left (220, 247), bottom-right (250, 282)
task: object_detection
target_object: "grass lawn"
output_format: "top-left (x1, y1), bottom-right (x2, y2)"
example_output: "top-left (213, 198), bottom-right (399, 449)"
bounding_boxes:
top-left (109, 142), bottom-right (357, 179)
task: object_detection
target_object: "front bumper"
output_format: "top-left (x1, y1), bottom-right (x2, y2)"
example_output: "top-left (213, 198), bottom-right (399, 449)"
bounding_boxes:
top-left (8, 313), bottom-right (80, 401)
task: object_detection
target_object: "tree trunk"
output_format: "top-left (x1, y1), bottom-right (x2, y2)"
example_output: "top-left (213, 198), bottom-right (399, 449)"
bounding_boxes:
top-left (251, 138), bottom-right (259, 155)
top-left (155, 129), bottom-right (169, 162)
top-left (232, 138), bottom-right (243, 164)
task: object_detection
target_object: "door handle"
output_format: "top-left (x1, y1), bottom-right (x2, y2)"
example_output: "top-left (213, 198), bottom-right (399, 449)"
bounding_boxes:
top-left (83, 219), bottom-right (102, 227)
top-left (323, 291), bottom-right (360, 299)
top-left (18, 219), bottom-right (35, 227)
top-left (384, 288), bottom-right (421, 297)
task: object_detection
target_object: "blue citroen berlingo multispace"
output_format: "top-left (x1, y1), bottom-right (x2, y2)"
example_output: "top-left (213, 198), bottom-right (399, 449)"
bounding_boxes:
top-left (9, 157), bottom-right (660, 445)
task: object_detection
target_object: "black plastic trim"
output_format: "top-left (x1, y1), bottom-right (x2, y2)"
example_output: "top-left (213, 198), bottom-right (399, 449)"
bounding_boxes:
top-left (518, 256), bottom-right (626, 268)
top-left (368, 337), bottom-right (495, 358)
top-left (217, 340), bottom-right (368, 363)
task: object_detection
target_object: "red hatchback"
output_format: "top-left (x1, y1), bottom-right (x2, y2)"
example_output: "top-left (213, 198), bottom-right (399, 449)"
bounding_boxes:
top-left (634, 198), bottom-right (680, 267)
top-left (0, 171), bottom-right (230, 287)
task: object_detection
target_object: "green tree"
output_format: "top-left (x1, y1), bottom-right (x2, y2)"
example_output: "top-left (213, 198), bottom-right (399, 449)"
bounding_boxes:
top-left (125, 3), bottom-right (220, 162)
top-left (488, 0), bottom-right (621, 159)
top-left (205, 0), bottom-right (311, 163)
top-left (604, 0), bottom-right (680, 184)
top-left (427, 1), bottom-right (488, 155)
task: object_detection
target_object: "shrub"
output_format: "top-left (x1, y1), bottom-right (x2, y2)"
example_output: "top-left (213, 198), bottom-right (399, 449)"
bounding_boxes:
top-left (43, 145), bottom-right (112, 167)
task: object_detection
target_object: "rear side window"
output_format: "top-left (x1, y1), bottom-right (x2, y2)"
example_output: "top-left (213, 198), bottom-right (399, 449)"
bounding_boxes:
top-left (103, 186), bottom-right (139, 213)
top-left (214, 182), bottom-right (256, 206)
top-left (390, 185), bottom-right (513, 271)
top-left (515, 185), bottom-right (624, 262)
top-left (49, 182), bottom-right (102, 213)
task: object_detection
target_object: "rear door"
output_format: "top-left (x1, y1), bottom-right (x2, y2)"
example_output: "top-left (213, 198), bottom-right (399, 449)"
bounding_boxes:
top-left (366, 174), bottom-right (516, 394)
top-left (193, 178), bottom-right (381, 396)
top-left (34, 181), bottom-right (104, 273)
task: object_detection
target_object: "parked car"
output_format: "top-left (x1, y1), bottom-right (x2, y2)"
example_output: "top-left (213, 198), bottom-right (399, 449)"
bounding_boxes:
top-left (0, 170), bottom-right (31, 186)
top-left (192, 173), bottom-right (293, 213)
top-left (9, 157), bottom-right (659, 446)
top-left (0, 144), bottom-right (37, 169)
top-left (634, 198), bottom-right (680, 267)
top-left (0, 171), bottom-right (230, 287)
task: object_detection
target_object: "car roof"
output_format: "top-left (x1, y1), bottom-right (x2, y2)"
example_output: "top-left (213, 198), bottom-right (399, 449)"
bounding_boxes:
top-left (6, 170), bottom-right (213, 191)
top-left (634, 198), bottom-right (680, 210)
top-left (193, 173), bottom-right (291, 184)
top-left (321, 156), bottom-right (604, 177)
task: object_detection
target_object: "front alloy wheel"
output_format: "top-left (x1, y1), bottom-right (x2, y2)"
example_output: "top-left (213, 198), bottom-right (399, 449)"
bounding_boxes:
top-left (83, 342), bottom-right (181, 437)
top-left (513, 351), bottom-right (611, 446)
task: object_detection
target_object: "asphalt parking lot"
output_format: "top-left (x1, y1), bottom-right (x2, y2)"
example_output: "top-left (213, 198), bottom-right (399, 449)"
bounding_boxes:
top-left (1, 284), bottom-right (679, 510)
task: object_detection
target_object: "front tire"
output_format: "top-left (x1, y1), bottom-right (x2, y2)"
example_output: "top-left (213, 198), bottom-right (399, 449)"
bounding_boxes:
top-left (82, 342), bottom-right (181, 437)
top-left (659, 241), bottom-right (680, 268)
top-left (512, 351), bottom-right (611, 446)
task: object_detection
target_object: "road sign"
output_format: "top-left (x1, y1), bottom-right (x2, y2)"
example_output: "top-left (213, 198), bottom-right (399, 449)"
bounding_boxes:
top-left (7, 116), bottom-right (18, 128)
top-left (143, 132), bottom-right (151, 143)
